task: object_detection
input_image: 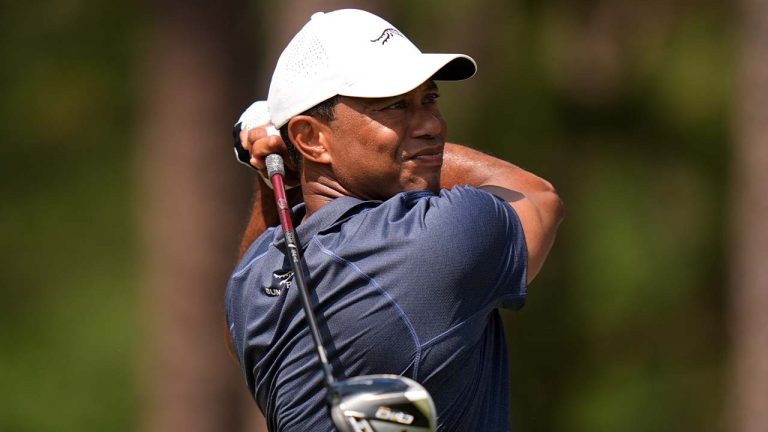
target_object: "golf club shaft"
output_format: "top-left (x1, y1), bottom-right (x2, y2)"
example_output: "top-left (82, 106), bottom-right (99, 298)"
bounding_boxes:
top-left (266, 154), bottom-right (338, 395)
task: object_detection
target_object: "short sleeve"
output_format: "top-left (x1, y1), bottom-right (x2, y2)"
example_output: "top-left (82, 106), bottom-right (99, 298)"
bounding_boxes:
top-left (415, 186), bottom-right (528, 310)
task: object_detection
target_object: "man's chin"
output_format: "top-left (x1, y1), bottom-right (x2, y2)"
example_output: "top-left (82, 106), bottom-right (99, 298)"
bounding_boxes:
top-left (402, 178), bottom-right (441, 195)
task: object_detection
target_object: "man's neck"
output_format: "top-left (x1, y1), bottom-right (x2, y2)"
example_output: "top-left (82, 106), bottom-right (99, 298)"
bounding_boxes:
top-left (299, 163), bottom-right (355, 219)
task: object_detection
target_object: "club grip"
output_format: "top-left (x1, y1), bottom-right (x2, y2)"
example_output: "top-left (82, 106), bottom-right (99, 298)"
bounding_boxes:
top-left (266, 154), bottom-right (285, 178)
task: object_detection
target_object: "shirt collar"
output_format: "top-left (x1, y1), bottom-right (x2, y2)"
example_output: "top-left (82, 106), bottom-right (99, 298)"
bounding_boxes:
top-left (271, 196), bottom-right (379, 253)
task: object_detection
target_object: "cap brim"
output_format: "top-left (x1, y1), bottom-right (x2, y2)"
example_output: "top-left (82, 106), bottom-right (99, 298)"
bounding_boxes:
top-left (339, 53), bottom-right (476, 99)
top-left (433, 55), bottom-right (476, 81)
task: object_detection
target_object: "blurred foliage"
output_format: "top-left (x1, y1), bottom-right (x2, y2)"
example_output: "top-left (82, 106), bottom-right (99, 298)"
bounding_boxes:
top-left (0, 0), bottom-right (733, 431)
top-left (0, 1), bottom-right (141, 431)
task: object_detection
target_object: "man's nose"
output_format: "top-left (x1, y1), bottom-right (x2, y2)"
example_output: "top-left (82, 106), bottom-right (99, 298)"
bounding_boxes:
top-left (411, 107), bottom-right (445, 139)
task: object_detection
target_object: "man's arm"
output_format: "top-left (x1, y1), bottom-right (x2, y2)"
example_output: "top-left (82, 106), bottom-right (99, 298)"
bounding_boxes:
top-left (440, 143), bottom-right (564, 283)
top-left (228, 129), bottom-right (303, 361)
top-left (238, 177), bottom-right (303, 259)
top-left (236, 126), bottom-right (303, 259)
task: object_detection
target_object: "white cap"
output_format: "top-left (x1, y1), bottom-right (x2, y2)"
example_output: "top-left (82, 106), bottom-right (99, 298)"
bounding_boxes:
top-left (267, 9), bottom-right (477, 128)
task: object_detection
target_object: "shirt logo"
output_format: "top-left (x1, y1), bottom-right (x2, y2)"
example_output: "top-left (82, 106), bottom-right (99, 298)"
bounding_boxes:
top-left (264, 270), bottom-right (294, 297)
top-left (371, 28), bottom-right (403, 45)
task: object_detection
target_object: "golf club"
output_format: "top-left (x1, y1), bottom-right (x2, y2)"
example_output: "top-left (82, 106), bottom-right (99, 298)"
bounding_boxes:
top-left (266, 153), bottom-right (437, 432)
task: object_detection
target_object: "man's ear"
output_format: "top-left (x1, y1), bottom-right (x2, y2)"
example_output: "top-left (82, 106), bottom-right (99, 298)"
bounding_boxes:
top-left (287, 116), bottom-right (332, 165)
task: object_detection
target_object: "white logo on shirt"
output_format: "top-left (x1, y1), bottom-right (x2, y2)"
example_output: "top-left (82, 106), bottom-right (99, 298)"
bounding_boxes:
top-left (264, 270), bottom-right (294, 297)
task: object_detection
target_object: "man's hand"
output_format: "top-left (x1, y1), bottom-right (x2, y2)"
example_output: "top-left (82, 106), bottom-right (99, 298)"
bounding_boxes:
top-left (240, 126), bottom-right (301, 189)
top-left (235, 101), bottom-right (300, 189)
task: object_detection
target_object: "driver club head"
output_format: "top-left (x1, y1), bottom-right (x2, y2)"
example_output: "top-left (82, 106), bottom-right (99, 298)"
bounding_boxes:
top-left (329, 375), bottom-right (437, 432)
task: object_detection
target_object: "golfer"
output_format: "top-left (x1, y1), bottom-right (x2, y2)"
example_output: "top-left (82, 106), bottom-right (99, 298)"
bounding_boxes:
top-left (226, 8), bottom-right (564, 431)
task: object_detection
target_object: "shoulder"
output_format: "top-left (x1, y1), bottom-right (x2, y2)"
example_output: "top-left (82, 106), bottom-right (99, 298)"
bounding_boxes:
top-left (226, 227), bottom-right (277, 315)
top-left (332, 185), bottom-right (523, 253)
top-left (306, 186), bottom-right (525, 262)
top-left (234, 227), bottom-right (276, 272)
top-left (374, 185), bottom-right (516, 218)
top-left (429, 184), bottom-right (513, 215)
top-left (395, 185), bottom-right (522, 235)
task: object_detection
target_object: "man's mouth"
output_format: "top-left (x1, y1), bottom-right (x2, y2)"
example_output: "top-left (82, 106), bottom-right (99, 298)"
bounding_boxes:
top-left (407, 147), bottom-right (444, 164)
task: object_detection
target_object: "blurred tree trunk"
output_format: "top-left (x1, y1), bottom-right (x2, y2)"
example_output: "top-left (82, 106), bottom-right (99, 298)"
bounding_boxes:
top-left (136, 1), bottom-right (397, 431)
top-left (729, 0), bottom-right (768, 431)
top-left (136, 0), bottom-right (263, 430)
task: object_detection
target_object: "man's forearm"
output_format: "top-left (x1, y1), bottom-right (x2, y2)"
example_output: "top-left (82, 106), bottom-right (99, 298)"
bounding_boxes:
top-left (441, 143), bottom-right (547, 193)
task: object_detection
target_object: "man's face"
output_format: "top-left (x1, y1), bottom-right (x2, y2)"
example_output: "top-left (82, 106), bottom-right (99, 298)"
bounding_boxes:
top-left (325, 80), bottom-right (447, 200)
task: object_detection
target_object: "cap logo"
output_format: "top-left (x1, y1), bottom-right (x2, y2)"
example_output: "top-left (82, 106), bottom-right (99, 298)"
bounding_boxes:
top-left (371, 28), bottom-right (404, 45)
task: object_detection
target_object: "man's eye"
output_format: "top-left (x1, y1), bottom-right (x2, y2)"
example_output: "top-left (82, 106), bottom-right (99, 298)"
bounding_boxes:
top-left (383, 100), bottom-right (407, 110)
top-left (424, 93), bottom-right (440, 104)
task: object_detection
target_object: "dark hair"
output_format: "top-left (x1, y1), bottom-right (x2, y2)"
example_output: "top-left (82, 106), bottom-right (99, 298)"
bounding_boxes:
top-left (279, 95), bottom-right (340, 167)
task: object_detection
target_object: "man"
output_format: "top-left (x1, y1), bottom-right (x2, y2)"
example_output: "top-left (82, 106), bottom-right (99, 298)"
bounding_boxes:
top-left (226, 9), bottom-right (563, 431)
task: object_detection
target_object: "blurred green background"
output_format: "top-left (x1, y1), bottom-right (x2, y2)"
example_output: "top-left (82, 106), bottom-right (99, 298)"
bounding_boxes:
top-left (1, 0), bottom-right (758, 431)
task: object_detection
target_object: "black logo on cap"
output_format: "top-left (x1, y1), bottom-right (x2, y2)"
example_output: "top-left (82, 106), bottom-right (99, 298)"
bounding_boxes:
top-left (371, 28), bottom-right (403, 45)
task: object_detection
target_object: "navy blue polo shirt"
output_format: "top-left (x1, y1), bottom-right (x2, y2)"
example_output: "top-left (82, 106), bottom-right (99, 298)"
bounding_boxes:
top-left (226, 185), bottom-right (528, 431)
